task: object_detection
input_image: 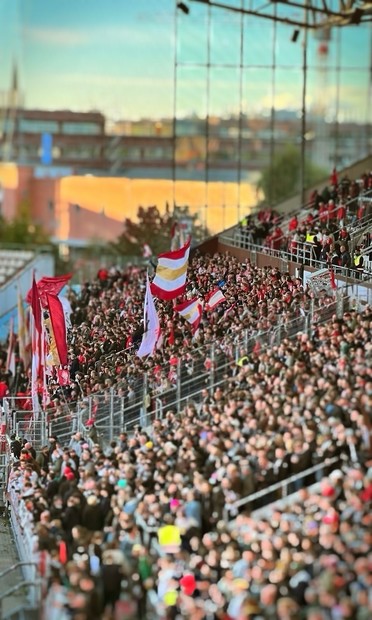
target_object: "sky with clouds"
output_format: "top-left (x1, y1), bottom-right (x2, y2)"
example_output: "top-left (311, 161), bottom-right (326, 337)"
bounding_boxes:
top-left (0, 0), bottom-right (371, 121)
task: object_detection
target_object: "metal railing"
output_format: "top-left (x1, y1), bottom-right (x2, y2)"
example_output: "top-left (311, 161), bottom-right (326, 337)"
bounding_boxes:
top-left (0, 560), bottom-right (40, 618)
top-left (223, 456), bottom-right (341, 522)
top-left (220, 230), bottom-right (372, 280)
top-left (3, 294), bottom-right (356, 449)
top-left (228, 187), bottom-right (372, 269)
top-left (0, 453), bottom-right (8, 509)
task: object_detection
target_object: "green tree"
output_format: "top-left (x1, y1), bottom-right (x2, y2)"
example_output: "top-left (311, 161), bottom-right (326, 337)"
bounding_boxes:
top-left (257, 145), bottom-right (327, 206)
top-left (0, 197), bottom-right (50, 246)
top-left (112, 204), bottom-right (206, 257)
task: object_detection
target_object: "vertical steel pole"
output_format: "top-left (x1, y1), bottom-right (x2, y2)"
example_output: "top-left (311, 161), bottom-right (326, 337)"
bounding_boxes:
top-left (172, 2), bottom-right (178, 210)
top-left (204, 1), bottom-right (212, 236)
top-left (109, 388), bottom-right (114, 442)
top-left (237, 0), bottom-right (245, 223)
top-left (120, 397), bottom-right (125, 431)
top-left (300, 3), bottom-right (309, 207)
top-left (269, 4), bottom-right (277, 207)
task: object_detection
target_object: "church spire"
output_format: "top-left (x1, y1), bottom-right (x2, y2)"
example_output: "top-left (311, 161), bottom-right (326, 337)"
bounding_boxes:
top-left (9, 60), bottom-right (19, 107)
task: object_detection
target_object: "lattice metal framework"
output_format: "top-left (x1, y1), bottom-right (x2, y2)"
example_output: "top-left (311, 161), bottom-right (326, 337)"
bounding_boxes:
top-left (189, 0), bottom-right (372, 29)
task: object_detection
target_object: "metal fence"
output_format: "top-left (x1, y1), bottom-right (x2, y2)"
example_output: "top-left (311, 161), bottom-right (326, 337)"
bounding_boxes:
top-left (3, 295), bottom-right (347, 450)
top-left (0, 452), bottom-right (8, 511)
top-left (221, 203), bottom-right (372, 282)
top-left (221, 229), bottom-right (372, 280)
top-left (223, 456), bottom-right (341, 522)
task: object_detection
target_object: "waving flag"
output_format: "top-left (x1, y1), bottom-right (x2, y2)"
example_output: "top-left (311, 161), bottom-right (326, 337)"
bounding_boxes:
top-left (46, 293), bottom-right (68, 366)
top-left (59, 295), bottom-right (73, 332)
top-left (174, 298), bottom-right (202, 334)
top-left (138, 275), bottom-right (161, 357)
top-left (26, 273), bottom-right (72, 308)
top-left (29, 275), bottom-right (42, 416)
top-left (218, 302), bottom-right (237, 324)
top-left (151, 238), bottom-right (190, 301)
top-left (205, 287), bottom-right (226, 311)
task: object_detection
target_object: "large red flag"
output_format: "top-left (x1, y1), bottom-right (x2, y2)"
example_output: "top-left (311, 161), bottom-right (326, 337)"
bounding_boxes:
top-left (26, 273), bottom-right (72, 308)
top-left (29, 275), bottom-right (42, 415)
top-left (30, 275), bottom-right (42, 334)
top-left (46, 293), bottom-right (68, 366)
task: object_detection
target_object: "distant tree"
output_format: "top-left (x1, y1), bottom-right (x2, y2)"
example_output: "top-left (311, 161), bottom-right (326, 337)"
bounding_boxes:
top-left (112, 204), bottom-right (206, 257)
top-left (257, 145), bottom-right (327, 206)
top-left (0, 198), bottom-right (50, 245)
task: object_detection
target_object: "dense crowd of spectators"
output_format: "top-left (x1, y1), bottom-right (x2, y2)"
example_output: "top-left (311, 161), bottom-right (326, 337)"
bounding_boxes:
top-left (239, 171), bottom-right (372, 274)
top-left (1, 251), bottom-right (331, 418)
top-left (1, 171), bottom-right (371, 619)
top-left (6, 304), bottom-right (372, 619)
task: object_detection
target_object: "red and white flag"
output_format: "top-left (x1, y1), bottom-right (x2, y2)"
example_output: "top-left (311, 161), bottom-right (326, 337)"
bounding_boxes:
top-left (205, 287), bottom-right (226, 311)
top-left (26, 273), bottom-right (72, 308)
top-left (174, 298), bottom-right (203, 334)
top-left (151, 238), bottom-right (190, 301)
top-left (59, 295), bottom-right (72, 332)
top-left (137, 275), bottom-right (161, 357)
top-left (29, 275), bottom-right (42, 416)
top-left (46, 293), bottom-right (68, 366)
top-left (219, 302), bottom-right (237, 324)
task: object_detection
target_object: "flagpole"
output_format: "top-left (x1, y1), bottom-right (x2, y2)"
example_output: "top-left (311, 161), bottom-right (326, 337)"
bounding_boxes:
top-left (42, 320), bottom-right (48, 410)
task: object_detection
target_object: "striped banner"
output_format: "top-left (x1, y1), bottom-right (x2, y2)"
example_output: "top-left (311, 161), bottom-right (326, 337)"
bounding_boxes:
top-left (174, 297), bottom-right (203, 334)
top-left (151, 238), bottom-right (191, 301)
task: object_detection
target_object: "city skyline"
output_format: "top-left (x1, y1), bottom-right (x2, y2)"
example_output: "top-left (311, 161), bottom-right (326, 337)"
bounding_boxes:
top-left (1, 0), bottom-right (371, 122)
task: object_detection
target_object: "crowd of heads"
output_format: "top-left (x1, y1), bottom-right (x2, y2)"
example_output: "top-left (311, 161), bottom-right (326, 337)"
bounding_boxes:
top-left (1, 172), bottom-right (371, 619)
top-left (7, 297), bottom-right (372, 618)
top-left (1, 251), bottom-right (327, 418)
top-left (240, 171), bottom-right (372, 271)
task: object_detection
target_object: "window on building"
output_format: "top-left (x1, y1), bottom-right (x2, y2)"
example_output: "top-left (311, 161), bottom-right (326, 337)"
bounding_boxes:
top-left (19, 119), bottom-right (59, 133)
top-left (3, 118), bottom-right (15, 133)
top-left (61, 146), bottom-right (100, 160)
top-left (62, 122), bottom-right (101, 135)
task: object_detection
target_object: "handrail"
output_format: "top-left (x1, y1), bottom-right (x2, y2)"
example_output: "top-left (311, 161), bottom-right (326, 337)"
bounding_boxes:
top-left (4, 295), bottom-right (355, 446)
top-left (220, 232), bottom-right (372, 280)
top-left (232, 187), bottom-right (372, 255)
top-left (0, 562), bottom-right (37, 580)
top-left (223, 456), bottom-right (340, 522)
top-left (0, 580), bottom-right (42, 618)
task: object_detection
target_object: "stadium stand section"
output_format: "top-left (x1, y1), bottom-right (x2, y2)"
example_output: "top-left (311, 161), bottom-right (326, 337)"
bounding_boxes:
top-left (0, 250), bottom-right (35, 285)
top-left (0, 169), bottom-right (371, 619)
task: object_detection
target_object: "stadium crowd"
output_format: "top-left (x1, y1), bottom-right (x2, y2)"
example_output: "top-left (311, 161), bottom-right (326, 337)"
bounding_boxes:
top-left (6, 302), bottom-right (372, 619)
top-left (1, 251), bottom-right (332, 420)
top-left (0, 172), bottom-right (371, 620)
top-left (238, 171), bottom-right (372, 274)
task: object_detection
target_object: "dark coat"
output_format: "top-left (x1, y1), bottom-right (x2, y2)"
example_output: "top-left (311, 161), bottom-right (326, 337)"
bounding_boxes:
top-left (81, 503), bottom-right (105, 531)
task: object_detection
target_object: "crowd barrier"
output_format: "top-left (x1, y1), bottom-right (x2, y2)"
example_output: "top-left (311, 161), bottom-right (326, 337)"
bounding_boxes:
top-left (3, 294), bottom-right (353, 451)
top-left (223, 456), bottom-right (341, 522)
